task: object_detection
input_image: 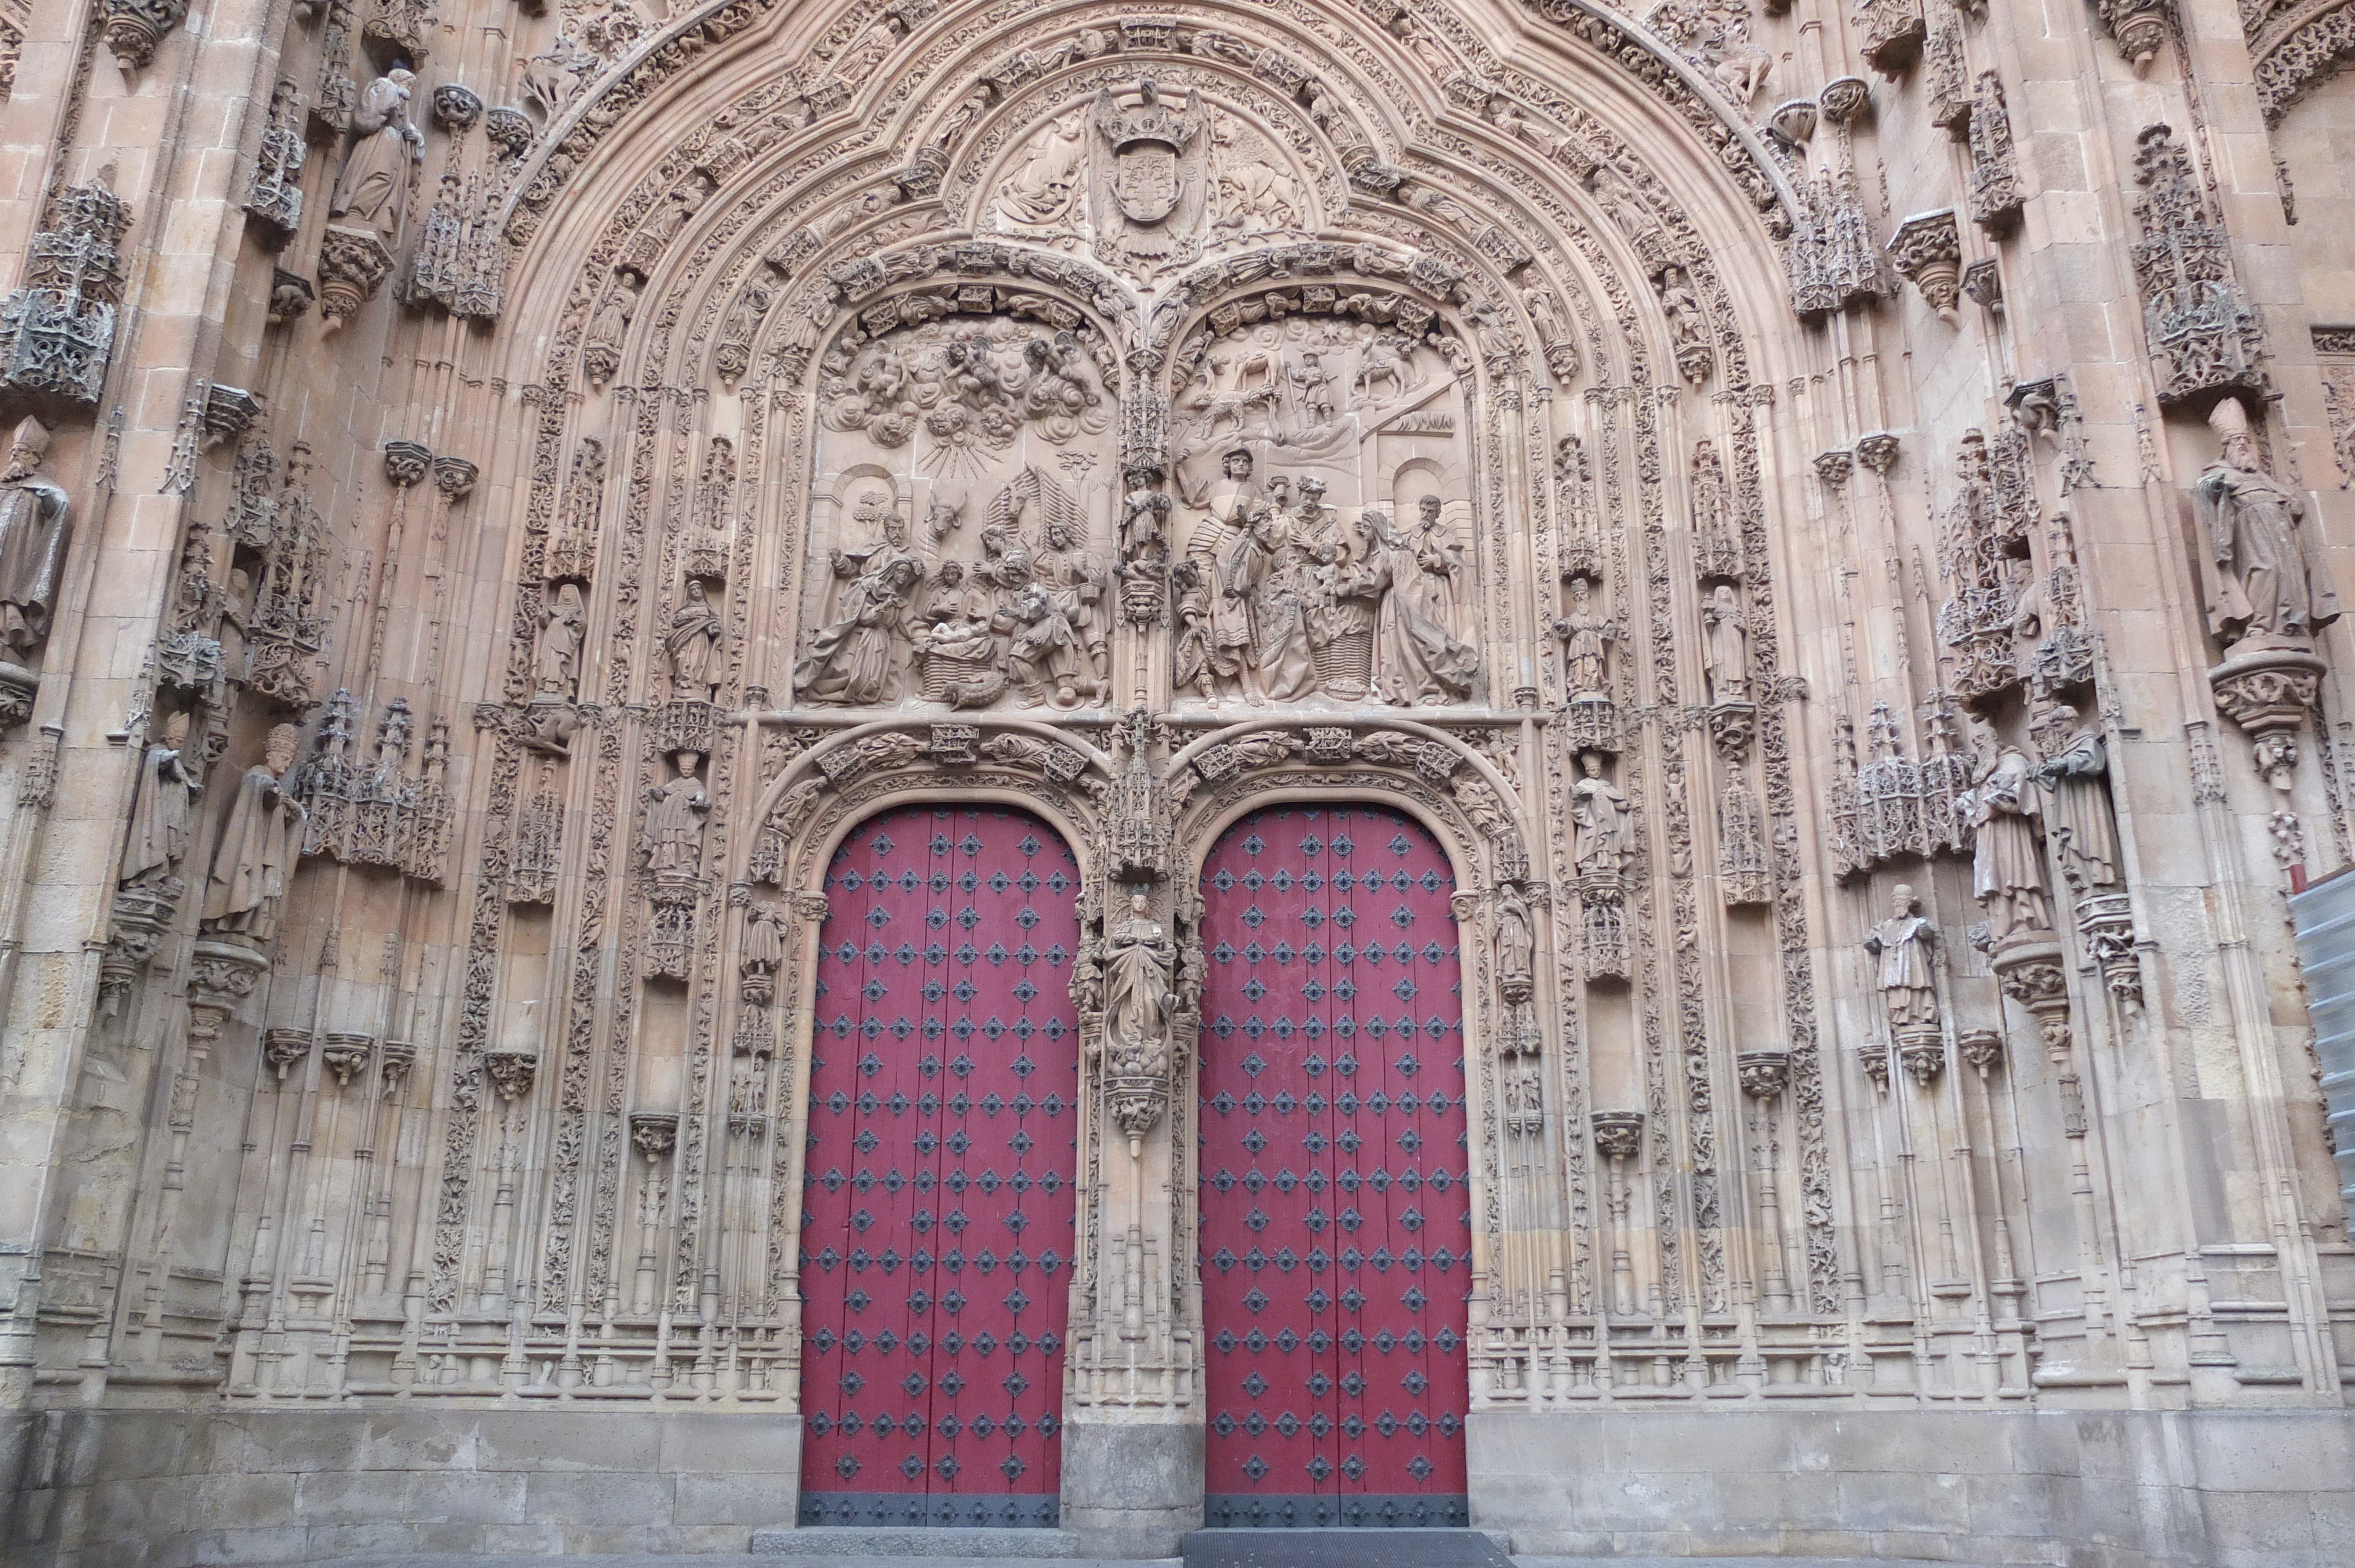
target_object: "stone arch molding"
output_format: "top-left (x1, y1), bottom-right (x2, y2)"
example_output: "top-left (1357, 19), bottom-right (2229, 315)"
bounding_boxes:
top-left (490, 0), bottom-right (1806, 417)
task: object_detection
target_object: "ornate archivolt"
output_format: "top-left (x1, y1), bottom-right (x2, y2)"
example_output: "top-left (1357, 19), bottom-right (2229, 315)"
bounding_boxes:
top-left (415, 0), bottom-right (1842, 1405)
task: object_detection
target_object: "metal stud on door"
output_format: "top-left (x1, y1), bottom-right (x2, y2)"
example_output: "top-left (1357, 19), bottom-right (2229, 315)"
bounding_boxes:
top-left (798, 805), bottom-right (1081, 1527)
top-left (1198, 805), bottom-right (1472, 1528)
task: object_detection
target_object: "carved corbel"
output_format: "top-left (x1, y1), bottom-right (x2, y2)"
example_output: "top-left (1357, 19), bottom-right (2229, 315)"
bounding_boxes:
top-left (2208, 643), bottom-right (2324, 792)
top-left (430, 84), bottom-right (483, 133)
top-left (485, 1047), bottom-right (539, 1101)
top-left (2097, 0), bottom-right (2169, 74)
top-left (1737, 1049), bottom-right (1789, 1099)
top-left (102, 0), bottom-right (190, 71)
top-left (321, 1032), bottom-right (376, 1086)
top-left (1991, 935), bottom-right (2071, 1064)
top-left (186, 938), bottom-right (270, 1047)
top-left (317, 225), bottom-right (396, 330)
top-left (263, 1027), bottom-right (314, 1081)
top-left (1887, 210), bottom-right (1963, 323)
top-left (1956, 1028), bottom-right (2003, 1077)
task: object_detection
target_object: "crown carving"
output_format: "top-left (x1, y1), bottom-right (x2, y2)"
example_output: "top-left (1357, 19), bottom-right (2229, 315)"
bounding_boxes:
top-left (1094, 79), bottom-right (1200, 154)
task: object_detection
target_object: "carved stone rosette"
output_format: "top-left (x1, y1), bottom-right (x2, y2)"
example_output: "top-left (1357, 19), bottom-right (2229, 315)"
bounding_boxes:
top-left (2209, 642), bottom-right (2324, 793)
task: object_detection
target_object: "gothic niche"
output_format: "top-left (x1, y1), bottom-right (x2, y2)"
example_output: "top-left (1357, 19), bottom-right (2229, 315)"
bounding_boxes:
top-left (794, 305), bottom-right (1120, 710)
top-left (1165, 300), bottom-right (1481, 709)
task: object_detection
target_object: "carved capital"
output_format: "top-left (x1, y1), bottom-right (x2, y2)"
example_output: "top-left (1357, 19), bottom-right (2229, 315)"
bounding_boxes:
top-left (321, 1032), bottom-right (376, 1087)
top-left (1590, 1110), bottom-right (1644, 1161)
top-left (1898, 1028), bottom-right (1945, 1088)
top-left (382, 440), bottom-right (433, 487)
top-left (316, 225), bottom-right (396, 330)
top-left (1990, 934), bottom-right (2071, 1064)
top-left (431, 84), bottom-right (484, 133)
top-left (263, 1026), bottom-right (313, 1081)
top-left (380, 1039), bottom-right (418, 1098)
top-left (485, 1047), bottom-right (539, 1102)
top-left (432, 455), bottom-right (478, 500)
top-left (1887, 210), bottom-right (1963, 322)
top-left (1737, 1049), bottom-right (1789, 1099)
top-left (2208, 645), bottom-right (2324, 789)
top-left (1956, 1028), bottom-right (2004, 1077)
top-left (629, 1111), bottom-right (680, 1159)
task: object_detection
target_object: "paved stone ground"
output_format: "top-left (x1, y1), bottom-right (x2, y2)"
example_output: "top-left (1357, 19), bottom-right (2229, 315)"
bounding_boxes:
top-left (309, 1544), bottom-right (2006, 1554)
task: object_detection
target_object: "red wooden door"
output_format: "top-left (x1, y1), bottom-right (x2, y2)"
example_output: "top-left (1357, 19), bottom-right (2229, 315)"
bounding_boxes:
top-left (798, 805), bottom-right (1080, 1527)
top-left (1198, 805), bottom-right (1472, 1528)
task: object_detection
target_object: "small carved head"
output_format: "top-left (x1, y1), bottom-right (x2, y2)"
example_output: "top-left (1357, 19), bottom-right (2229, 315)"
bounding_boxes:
top-left (1418, 494), bottom-right (1442, 522)
top-left (1222, 447), bottom-right (1253, 479)
top-left (264, 723), bottom-right (302, 775)
top-left (162, 709), bottom-right (191, 748)
top-left (881, 508), bottom-right (910, 547)
top-left (1577, 750), bottom-right (1603, 779)
top-left (4, 417), bottom-right (49, 480)
top-left (1890, 881), bottom-right (1918, 918)
top-left (2208, 394), bottom-right (2259, 470)
top-left (1130, 889), bottom-right (1151, 916)
top-left (1570, 575), bottom-right (1593, 605)
top-left (672, 750), bottom-right (702, 778)
top-left (934, 559), bottom-right (965, 587)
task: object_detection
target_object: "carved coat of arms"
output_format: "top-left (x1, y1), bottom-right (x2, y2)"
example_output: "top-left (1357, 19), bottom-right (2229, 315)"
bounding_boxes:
top-left (1090, 79), bottom-right (1205, 272)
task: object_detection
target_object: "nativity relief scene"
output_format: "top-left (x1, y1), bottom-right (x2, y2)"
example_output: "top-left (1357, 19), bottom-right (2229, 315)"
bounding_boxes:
top-left (5, 0), bottom-right (2355, 1559)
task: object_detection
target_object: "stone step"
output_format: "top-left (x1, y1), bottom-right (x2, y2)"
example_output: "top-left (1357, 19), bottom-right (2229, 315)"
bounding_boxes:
top-left (751, 1526), bottom-right (1087, 1559)
top-left (1182, 1529), bottom-right (1515, 1568)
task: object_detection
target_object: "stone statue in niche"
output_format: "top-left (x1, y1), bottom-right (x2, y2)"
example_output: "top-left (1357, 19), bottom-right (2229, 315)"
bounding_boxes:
top-left (1570, 751), bottom-right (1634, 878)
top-left (740, 901), bottom-right (785, 1006)
top-left (1102, 889), bottom-right (1178, 1071)
top-left (1965, 722), bottom-right (2051, 944)
top-left (1494, 882), bottom-right (1536, 1004)
top-left (1349, 509), bottom-right (1479, 705)
top-left (536, 582), bottom-right (586, 699)
top-left (1862, 882), bottom-right (1940, 1032)
top-left (582, 268), bottom-right (642, 388)
top-left (644, 751), bottom-right (709, 877)
top-left (0, 418), bottom-right (71, 657)
top-left (201, 723), bottom-right (307, 945)
top-left (1554, 576), bottom-right (1614, 696)
top-left (795, 504), bottom-right (924, 706)
top-left (1414, 495), bottom-right (1466, 637)
top-left (664, 578), bottom-right (722, 699)
top-left (1702, 584), bottom-right (1749, 704)
top-left (121, 710), bottom-right (202, 888)
top-left (2197, 397), bottom-right (2337, 646)
top-left (2033, 703), bottom-right (2122, 895)
top-left (330, 71), bottom-right (426, 250)
top-left (1657, 264), bottom-right (1712, 384)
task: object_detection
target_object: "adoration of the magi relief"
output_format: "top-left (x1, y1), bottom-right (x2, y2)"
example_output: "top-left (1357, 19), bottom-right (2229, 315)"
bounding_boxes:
top-left (4, 0), bottom-right (2355, 1554)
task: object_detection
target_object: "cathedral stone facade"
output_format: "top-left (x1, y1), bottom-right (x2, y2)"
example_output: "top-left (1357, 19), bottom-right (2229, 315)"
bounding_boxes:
top-left (3, 0), bottom-right (2354, 1560)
